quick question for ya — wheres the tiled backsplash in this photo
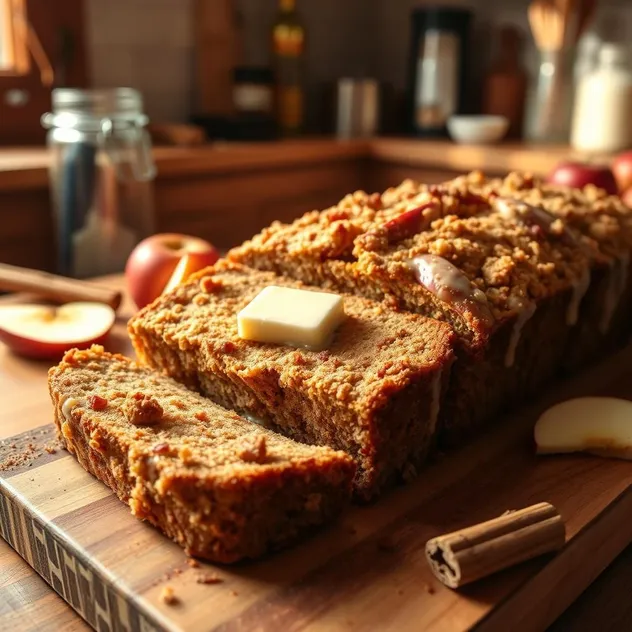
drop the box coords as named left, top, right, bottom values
left=86, top=0, right=632, bottom=125
left=86, top=0, right=194, bottom=122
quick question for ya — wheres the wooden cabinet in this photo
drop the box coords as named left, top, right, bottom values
left=155, top=158, right=366, bottom=249
left=0, top=139, right=574, bottom=272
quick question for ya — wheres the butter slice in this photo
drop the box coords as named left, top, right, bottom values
left=237, top=286, right=346, bottom=350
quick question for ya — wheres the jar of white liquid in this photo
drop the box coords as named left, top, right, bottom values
left=571, top=44, right=632, bottom=153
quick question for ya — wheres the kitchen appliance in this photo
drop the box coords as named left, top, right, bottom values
left=42, top=88, right=156, bottom=278
left=334, top=78, right=380, bottom=138
left=406, top=7, right=472, bottom=136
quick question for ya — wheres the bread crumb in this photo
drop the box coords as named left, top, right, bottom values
left=422, top=582, right=436, bottom=595
left=160, top=585, right=178, bottom=605
left=230, top=590, right=239, bottom=597
left=237, top=435, right=267, bottom=463
left=196, top=573, right=223, bottom=585
left=186, top=558, right=200, bottom=568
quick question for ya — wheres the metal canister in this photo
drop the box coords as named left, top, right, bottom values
left=334, top=78, right=380, bottom=139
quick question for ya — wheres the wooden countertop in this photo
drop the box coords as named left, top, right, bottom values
left=2, top=278, right=632, bottom=632
left=0, top=139, right=368, bottom=191
left=0, top=137, right=585, bottom=193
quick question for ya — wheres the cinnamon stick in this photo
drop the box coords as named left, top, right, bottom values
left=425, top=502, right=565, bottom=589
left=0, top=263, right=122, bottom=311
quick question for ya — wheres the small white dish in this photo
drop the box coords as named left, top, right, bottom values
left=446, top=115, right=509, bottom=145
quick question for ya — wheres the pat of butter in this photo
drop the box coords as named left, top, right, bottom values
left=237, top=286, right=346, bottom=350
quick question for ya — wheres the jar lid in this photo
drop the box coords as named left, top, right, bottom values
left=42, top=88, right=148, bottom=132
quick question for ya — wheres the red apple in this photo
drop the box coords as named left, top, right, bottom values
left=125, top=233, right=220, bottom=309
left=547, top=161, right=618, bottom=195
left=613, top=151, right=632, bottom=193
left=0, top=302, right=115, bottom=359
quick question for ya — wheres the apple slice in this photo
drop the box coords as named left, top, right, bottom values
left=163, top=252, right=209, bottom=295
left=380, top=204, right=433, bottom=243
left=0, top=302, right=115, bottom=359
left=535, top=397, right=632, bottom=460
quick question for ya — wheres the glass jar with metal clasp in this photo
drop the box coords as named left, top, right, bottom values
left=42, top=88, right=156, bottom=278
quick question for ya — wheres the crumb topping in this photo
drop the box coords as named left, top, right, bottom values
left=229, top=171, right=631, bottom=340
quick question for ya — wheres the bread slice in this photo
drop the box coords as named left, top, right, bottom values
left=128, top=261, right=455, bottom=500
left=48, top=346, right=355, bottom=563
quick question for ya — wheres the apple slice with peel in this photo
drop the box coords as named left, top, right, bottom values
left=163, top=253, right=206, bottom=295
left=535, top=397, right=632, bottom=460
left=0, top=302, right=115, bottom=359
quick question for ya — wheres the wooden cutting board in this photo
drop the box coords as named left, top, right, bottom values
left=2, top=340, right=632, bottom=632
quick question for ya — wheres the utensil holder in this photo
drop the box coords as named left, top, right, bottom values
left=525, top=49, right=575, bottom=143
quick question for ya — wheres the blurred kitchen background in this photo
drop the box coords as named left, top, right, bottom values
left=0, top=0, right=631, bottom=277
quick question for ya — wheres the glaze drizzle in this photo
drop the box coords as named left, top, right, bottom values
left=409, top=254, right=495, bottom=331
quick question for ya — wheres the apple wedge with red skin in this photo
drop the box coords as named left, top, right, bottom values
left=380, top=204, right=432, bottom=243
left=0, top=302, right=115, bottom=359
left=125, top=233, right=220, bottom=309
left=547, top=161, right=619, bottom=195
left=409, top=254, right=495, bottom=332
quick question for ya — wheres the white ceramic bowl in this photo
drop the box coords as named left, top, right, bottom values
left=446, top=115, right=509, bottom=145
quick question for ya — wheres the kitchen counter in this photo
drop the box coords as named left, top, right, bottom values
left=0, top=137, right=581, bottom=192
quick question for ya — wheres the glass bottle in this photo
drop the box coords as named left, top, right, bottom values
left=41, top=88, right=156, bottom=278
left=271, top=0, right=306, bottom=136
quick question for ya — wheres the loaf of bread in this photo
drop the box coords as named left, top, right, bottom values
left=48, top=346, right=355, bottom=563
left=228, top=172, right=631, bottom=443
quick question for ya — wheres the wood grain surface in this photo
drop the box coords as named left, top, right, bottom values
left=2, top=280, right=632, bottom=631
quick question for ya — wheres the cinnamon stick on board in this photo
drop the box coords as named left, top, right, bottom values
left=426, top=502, right=565, bottom=588
left=0, top=263, right=122, bottom=311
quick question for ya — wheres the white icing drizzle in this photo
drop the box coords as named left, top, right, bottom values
left=600, top=251, right=630, bottom=334
left=62, top=397, right=79, bottom=421
left=408, top=254, right=495, bottom=330
left=566, top=267, right=591, bottom=326
left=505, top=302, right=537, bottom=368
left=429, top=370, right=443, bottom=432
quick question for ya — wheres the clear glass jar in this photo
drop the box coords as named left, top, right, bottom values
left=571, top=44, right=632, bottom=153
left=42, top=88, right=156, bottom=278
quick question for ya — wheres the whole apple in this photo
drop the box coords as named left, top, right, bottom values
left=547, top=161, right=619, bottom=195
left=125, top=233, right=220, bottom=309
left=613, top=151, right=632, bottom=193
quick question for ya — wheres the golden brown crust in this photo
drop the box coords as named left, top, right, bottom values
left=48, top=346, right=355, bottom=563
